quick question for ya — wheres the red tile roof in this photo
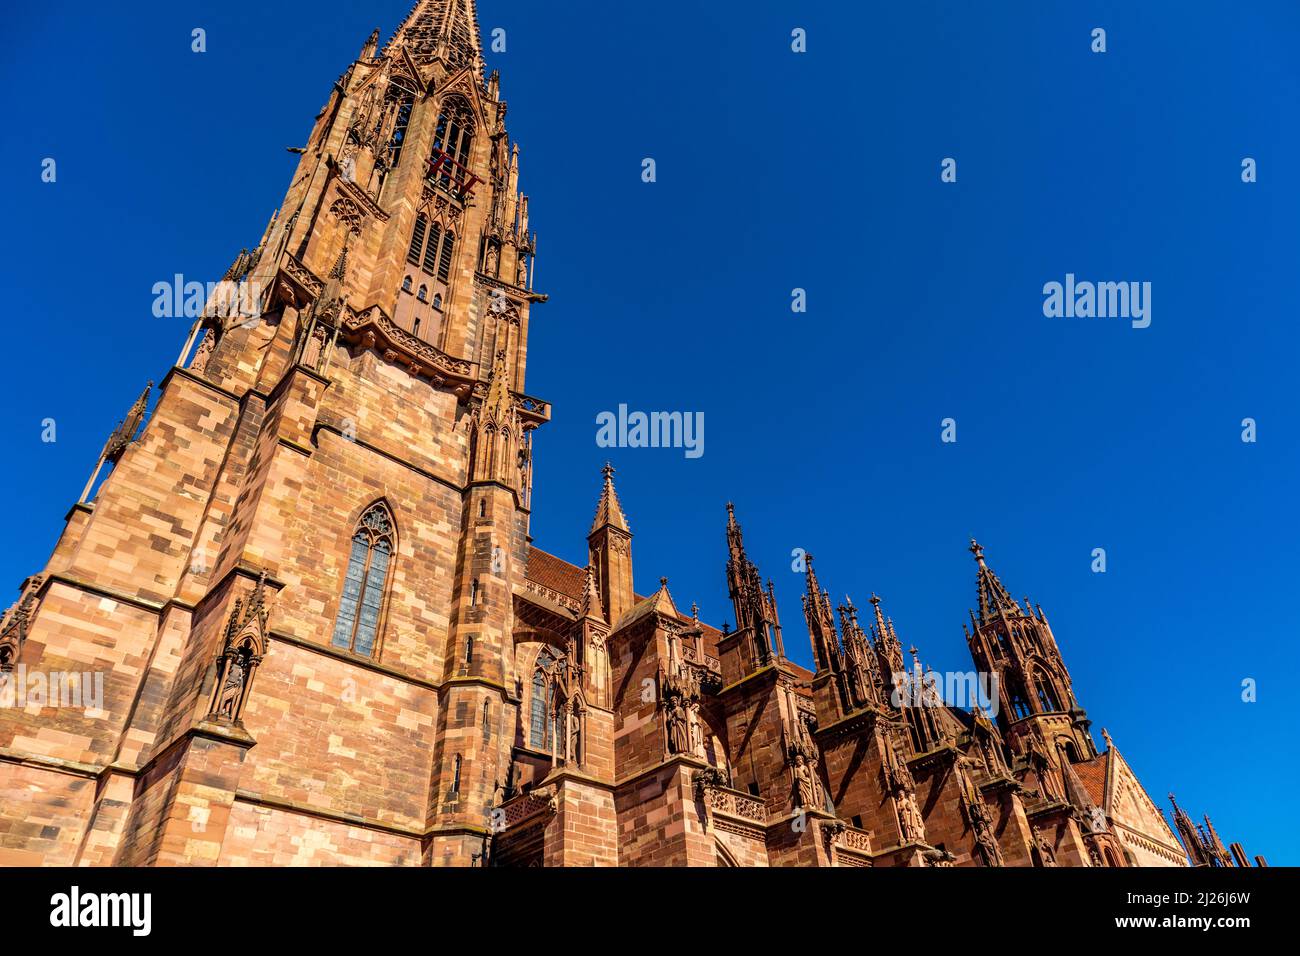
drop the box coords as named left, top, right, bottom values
left=525, top=547, right=588, bottom=601
left=1074, top=753, right=1109, bottom=807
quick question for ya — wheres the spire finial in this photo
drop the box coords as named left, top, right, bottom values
left=589, top=461, right=630, bottom=534
left=969, top=538, right=985, bottom=565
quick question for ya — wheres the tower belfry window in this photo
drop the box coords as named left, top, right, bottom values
left=423, top=223, right=441, bottom=274
left=1035, top=671, right=1062, bottom=713
left=383, top=77, right=417, bottom=169
left=427, top=97, right=478, bottom=199
left=438, top=232, right=455, bottom=281
left=407, top=216, right=427, bottom=264
left=407, top=217, right=457, bottom=282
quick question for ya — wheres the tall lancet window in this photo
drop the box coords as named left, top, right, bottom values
left=383, top=76, right=417, bottom=169
left=331, top=501, right=395, bottom=657
left=530, top=648, right=556, bottom=750
left=429, top=97, right=475, bottom=196
left=1034, top=670, right=1062, bottom=713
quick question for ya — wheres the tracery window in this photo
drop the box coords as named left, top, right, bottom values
left=382, top=76, right=417, bottom=169
left=428, top=97, right=475, bottom=197
left=1009, top=680, right=1032, bottom=720
left=331, top=502, right=395, bottom=657
left=530, top=647, right=556, bottom=750
left=1034, top=670, right=1062, bottom=713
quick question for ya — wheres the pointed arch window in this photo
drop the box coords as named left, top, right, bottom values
left=407, top=217, right=457, bottom=282
left=529, top=647, right=556, bottom=750
left=438, top=232, right=455, bottom=282
left=1034, top=670, right=1062, bottom=713
left=407, top=216, right=427, bottom=265
left=331, top=502, right=395, bottom=657
left=429, top=96, right=475, bottom=197
left=1009, top=680, right=1032, bottom=720
left=382, top=76, right=417, bottom=169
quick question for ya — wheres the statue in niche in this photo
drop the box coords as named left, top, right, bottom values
left=665, top=692, right=690, bottom=754
left=792, top=751, right=823, bottom=811
left=190, top=328, right=215, bottom=373
left=568, top=704, right=582, bottom=765
left=896, top=790, right=925, bottom=843
left=972, top=815, right=1003, bottom=866
left=214, top=647, right=248, bottom=720
left=302, top=323, right=327, bottom=369
left=1036, top=832, right=1059, bottom=867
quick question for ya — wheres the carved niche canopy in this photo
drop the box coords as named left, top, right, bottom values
left=206, top=571, right=274, bottom=727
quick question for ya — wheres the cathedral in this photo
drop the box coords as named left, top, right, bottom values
left=0, top=1, right=1265, bottom=869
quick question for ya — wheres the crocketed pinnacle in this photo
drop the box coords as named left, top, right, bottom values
left=590, top=462, right=630, bottom=534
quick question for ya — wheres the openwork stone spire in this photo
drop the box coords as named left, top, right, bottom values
left=590, top=462, right=630, bottom=534
left=387, top=0, right=483, bottom=70
left=970, top=538, right=1023, bottom=624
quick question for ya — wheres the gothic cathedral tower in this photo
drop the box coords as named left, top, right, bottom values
left=0, top=0, right=549, bottom=866
left=963, top=542, right=1097, bottom=783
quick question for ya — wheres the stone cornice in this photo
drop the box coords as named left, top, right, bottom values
left=477, top=272, right=548, bottom=304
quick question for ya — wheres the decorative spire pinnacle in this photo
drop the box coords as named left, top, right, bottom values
left=580, top=563, right=604, bottom=622
left=328, top=242, right=349, bottom=281
left=801, top=554, right=840, bottom=672
left=103, top=381, right=154, bottom=463
left=360, top=27, right=380, bottom=60
left=969, top=539, right=1023, bottom=625
left=481, top=348, right=513, bottom=420
left=589, top=461, right=630, bottom=534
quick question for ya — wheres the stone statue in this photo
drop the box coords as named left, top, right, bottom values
left=896, top=791, right=925, bottom=843
left=568, top=708, right=581, bottom=765
left=792, top=752, right=823, bottom=811
left=190, top=329, right=215, bottom=373
left=666, top=694, right=690, bottom=754
left=1036, top=833, right=1058, bottom=867
left=215, top=653, right=246, bottom=720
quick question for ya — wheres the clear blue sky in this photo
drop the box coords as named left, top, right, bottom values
left=1, top=1, right=1296, bottom=864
